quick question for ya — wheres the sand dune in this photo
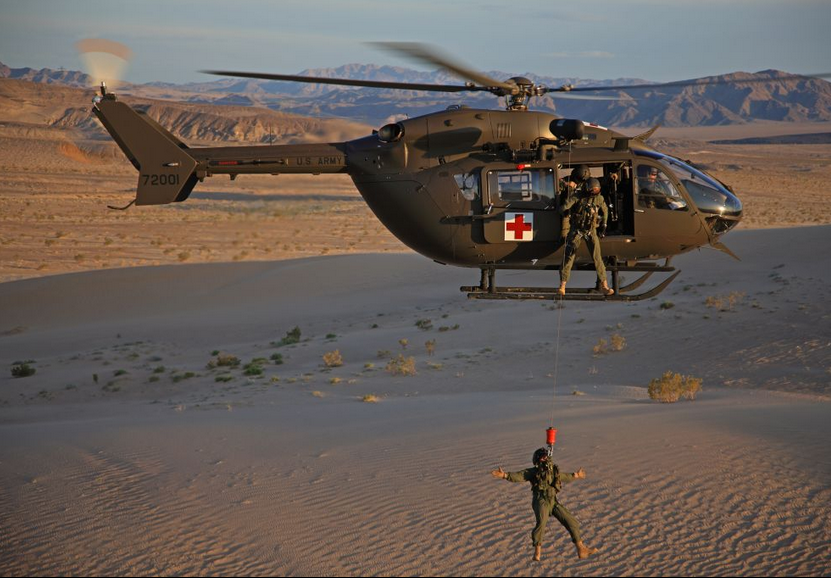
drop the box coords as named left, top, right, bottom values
left=1, top=226, right=830, bottom=576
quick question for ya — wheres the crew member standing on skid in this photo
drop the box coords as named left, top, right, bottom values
left=558, top=177, right=614, bottom=296
left=491, top=448, right=598, bottom=562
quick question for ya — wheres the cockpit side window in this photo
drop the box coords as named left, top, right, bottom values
left=637, top=165, right=687, bottom=211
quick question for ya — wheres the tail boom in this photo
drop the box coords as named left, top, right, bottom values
left=93, top=93, right=347, bottom=206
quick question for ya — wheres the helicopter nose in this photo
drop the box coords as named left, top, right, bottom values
left=708, top=191, right=742, bottom=235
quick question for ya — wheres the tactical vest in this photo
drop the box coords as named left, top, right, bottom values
left=570, top=195, right=601, bottom=232
left=531, top=461, right=562, bottom=497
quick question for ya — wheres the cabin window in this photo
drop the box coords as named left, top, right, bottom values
left=486, top=168, right=555, bottom=205
left=636, top=165, right=687, bottom=211
left=453, top=172, right=480, bottom=201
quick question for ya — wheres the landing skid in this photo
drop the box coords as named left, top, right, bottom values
left=462, top=260, right=679, bottom=302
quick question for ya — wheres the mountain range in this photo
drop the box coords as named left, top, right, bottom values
left=2, top=61, right=831, bottom=129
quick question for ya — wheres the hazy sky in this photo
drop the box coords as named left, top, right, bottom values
left=1, top=0, right=830, bottom=84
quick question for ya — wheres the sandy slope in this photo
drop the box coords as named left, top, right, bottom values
left=0, top=226, right=830, bottom=576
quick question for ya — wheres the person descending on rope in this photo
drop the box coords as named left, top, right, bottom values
left=491, top=448, right=599, bottom=562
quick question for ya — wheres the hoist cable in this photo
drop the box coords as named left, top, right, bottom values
left=549, top=143, right=573, bottom=428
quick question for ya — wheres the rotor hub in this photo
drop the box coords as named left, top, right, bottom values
left=505, top=76, right=538, bottom=111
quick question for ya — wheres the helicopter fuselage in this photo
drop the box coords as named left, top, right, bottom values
left=93, top=95, right=742, bottom=275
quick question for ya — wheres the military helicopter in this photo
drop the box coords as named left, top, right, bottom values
left=91, top=42, right=752, bottom=301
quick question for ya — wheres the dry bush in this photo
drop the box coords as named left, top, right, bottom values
left=425, top=339, right=436, bottom=356
left=705, top=291, right=746, bottom=311
left=648, top=371, right=703, bottom=403
left=386, top=354, right=417, bottom=376
left=209, top=354, right=240, bottom=368
left=398, top=338, right=408, bottom=350
left=323, top=350, right=343, bottom=368
left=361, top=394, right=380, bottom=403
left=593, top=333, right=626, bottom=355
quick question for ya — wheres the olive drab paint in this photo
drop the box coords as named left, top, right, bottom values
left=92, top=70, right=743, bottom=301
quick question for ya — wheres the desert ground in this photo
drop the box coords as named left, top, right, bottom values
left=1, top=108, right=831, bottom=576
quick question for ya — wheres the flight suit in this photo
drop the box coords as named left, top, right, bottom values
left=559, top=191, right=609, bottom=284
left=553, top=179, right=577, bottom=252
left=505, top=464, right=581, bottom=547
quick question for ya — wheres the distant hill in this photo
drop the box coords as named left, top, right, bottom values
left=0, top=62, right=94, bottom=87
left=0, top=77, right=370, bottom=145
left=711, top=132, right=831, bottom=145
left=3, top=60, right=831, bottom=127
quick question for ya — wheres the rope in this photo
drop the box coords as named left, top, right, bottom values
left=549, top=143, right=573, bottom=429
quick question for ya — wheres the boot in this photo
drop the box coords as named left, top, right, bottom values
left=599, top=280, right=614, bottom=296
left=533, top=544, right=542, bottom=562
left=558, top=281, right=567, bottom=296
left=576, top=540, right=598, bottom=559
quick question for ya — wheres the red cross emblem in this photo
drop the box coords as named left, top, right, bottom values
left=505, top=212, right=533, bottom=241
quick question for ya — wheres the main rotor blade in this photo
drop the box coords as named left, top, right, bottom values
left=545, top=71, right=831, bottom=94
left=369, top=42, right=516, bottom=92
left=548, top=93, right=636, bottom=101
left=201, top=70, right=492, bottom=93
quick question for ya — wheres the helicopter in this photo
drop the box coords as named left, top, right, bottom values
left=90, top=42, right=751, bottom=301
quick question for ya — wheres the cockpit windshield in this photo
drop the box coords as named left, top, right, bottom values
left=661, top=156, right=742, bottom=217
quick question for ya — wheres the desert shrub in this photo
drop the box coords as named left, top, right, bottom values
left=660, top=301, right=675, bottom=310
left=648, top=371, right=703, bottom=403
left=361, top=394, right=380, bottom=403
left=11, top=363, right=36, bottom=378
left=214, top=354, right=240, bottom=368
left=215, top=375, right=234, bottom=383
left=329, top=377, right=342, bottom=385
left=277, top=326, right=302, bottom=346
left=592, top=338, right=608, bottom=355
left=386, top=354, right=417, bottom=376
left=705, top=291, right=745, bottom=311
left=609, top=333, right=626, bottom=352
left=323, top=350, right=343, bottom=368
left=425, top=339, right=436, bottom=356
left=243, top=363, right=264, bottom=376
left=415, top=319, right=433, bottom=331
left=398, top=338, right=408, bottom=350
left=270, top=353, right=284, bottom=365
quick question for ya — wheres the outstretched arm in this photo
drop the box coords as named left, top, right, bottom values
left=490, top=466, right=508, bottom=480
left=560, top=467, right=587, bottom=485
left=491, top=467, right=532, bottom=483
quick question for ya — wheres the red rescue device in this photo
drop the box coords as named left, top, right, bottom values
left=546, top=427, right=557, bottom=446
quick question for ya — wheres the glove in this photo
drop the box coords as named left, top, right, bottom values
left=598, top=225, right=606, bottom=238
